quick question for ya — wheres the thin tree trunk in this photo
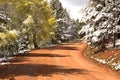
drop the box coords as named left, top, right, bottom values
left=32, top=31, right=38, bottom=48
left=113, top=33, right=116, bottom=47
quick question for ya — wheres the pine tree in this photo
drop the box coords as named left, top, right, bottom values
left=50, top=0, right=78, bottom=43
left=79, top=0, right=120, bottom=51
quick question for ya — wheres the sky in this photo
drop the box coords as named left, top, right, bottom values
left=49, top=0, right=89, bottom=20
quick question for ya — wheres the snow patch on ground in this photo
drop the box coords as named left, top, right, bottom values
left=0, top=57, right=14, bottom=65
left=91, top=56, right=107, bottom=64
left=111, top=63, right=120, bottom=70
left=91, top=56, right=120, bottom=71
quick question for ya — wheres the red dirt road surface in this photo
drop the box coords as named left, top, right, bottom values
left=0, top=41, right=120, bottom=80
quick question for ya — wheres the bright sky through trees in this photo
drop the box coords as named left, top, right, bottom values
left=59, top=0, right=89, bottom=20
left=48, top=0, right=89, bottom=20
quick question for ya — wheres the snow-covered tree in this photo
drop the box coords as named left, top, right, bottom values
left=79, top=0, right=120, bottom=51
left=50, top=0, right=78, bottom=43
left=0, top=14, right=19, bottom=57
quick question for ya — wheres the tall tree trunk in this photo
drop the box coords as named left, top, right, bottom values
left=32, top=31, right=38, bottom=48
left=113, top=33, right=116, bottom=47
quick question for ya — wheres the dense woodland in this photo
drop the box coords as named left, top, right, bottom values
left=0, top=0, right=56, bottom=57
left=0, top=0, right=82, bottom=59
left=79, top=0, right=120, bottom=51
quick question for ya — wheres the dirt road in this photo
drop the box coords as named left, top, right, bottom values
left=0, top=41, right=119, bottom=80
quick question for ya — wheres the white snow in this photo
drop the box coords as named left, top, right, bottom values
left=111, top=63, right=120, bottom=70
left=91, top=57, right=107, bottom=64
left=92, top=36, right=99, bottom=42
left=0, top=62, right=10, bottom=65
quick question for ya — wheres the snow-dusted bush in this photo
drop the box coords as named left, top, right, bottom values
left=0, top=14, right=30, bottom=58
left=0, top=29, right=19, bottom=56
left=17, top=35, right=30, bottom=54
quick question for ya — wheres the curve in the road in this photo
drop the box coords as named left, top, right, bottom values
left=0, top=41, right=119, bottom=80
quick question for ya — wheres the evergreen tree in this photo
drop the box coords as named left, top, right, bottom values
left=79, top=0, right=120, bottom=51
left=50, top=0, right=78, bottom=43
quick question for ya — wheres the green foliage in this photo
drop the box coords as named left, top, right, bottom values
left=0, top=0, right=57, bottom=57
left=0, top=29, right=19, bottom=48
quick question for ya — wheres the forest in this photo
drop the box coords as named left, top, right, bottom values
left=0, top=0, right=81, bottom=58
left=0, top=0, right=120, bottom=80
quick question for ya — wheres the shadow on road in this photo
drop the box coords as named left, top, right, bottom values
left=46, top=46, right=79, bottom=50
left=9, top=57, right=28, bottom=63
left=0, top=64, right=89, bottom=79
left=17, top=53, right=70, bottom=58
